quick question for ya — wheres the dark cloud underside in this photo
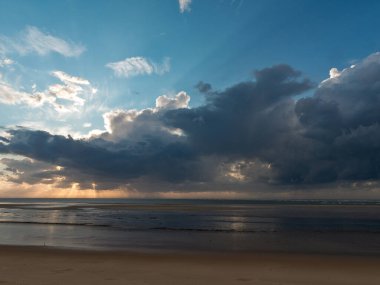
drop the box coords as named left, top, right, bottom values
left=2, top=54, right=380, bottom=192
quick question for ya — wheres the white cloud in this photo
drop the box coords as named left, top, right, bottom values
left=0, top=58, right=14, bottom=67
left=0, top=80, right=40, bottom=106
left=179, top=0, right=192, bottom=13
left=0, top=26, right=85, bottom=57
left=0, top=70, right=95, bottom=114
left=52, top=70, right=90, bottom=85
left=47, top=84, right=86, bottom=106
left=320, top=65, right=357, bottom=85
left=92, top=91, right=190, bottom=143
left=155, top=91, right=190, bottom=110
left=329, top=68, right=341, bottom=79
left=47, top=70, right=96, bottom=108
left=106, top=57, right=170, bottom=78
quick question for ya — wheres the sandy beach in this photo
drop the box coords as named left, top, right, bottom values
left=0, top=246, right=379, bottom=285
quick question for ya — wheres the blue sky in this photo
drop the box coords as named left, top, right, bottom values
left=2, top=1, right=380, bottom=122
left=2, top=0, right=380, bottom=197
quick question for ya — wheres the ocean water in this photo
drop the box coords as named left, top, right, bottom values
left=0, top=199, right=379, bottom=254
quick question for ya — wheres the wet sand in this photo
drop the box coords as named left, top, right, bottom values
left=0, top=245, right=379, bottom=285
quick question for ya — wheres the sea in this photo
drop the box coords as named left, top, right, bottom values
left=0, top=198, right=380, bottom=254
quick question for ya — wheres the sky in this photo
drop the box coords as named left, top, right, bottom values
left=2, top=0, right=380, bottom=198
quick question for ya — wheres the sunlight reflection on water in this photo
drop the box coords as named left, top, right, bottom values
left=0, top=199, right=379, bottom=253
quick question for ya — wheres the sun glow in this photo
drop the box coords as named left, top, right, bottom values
left=0, top=180, right=134, bottom=198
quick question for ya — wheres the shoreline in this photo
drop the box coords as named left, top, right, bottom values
left=1, top=245, right=379, bottom=285
left=1, top=221, right=380, bottom=256
left=2, top=241, right=380, bottom=258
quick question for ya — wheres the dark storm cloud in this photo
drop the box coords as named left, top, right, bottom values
left=3, top=53, right=380, bottom=190
left=283, top=53, right=380, bottom=184
left=195, top=81, right=212, bottom=93
left=0, top=128, right=213, bottom=189
left=165, top=64, right=312, bottom=157
left=0, top=136, right=9, bottom=143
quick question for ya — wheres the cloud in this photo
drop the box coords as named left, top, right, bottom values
left=0, top=70, right=95, bottom=113
left=5, top=53, right=380, bottom=196
left=0, top=26, right=85, bottom=57
left=1, top=157, right=61, bottom=185
left=100, top=91, right=190, bottom=143
left=156, top=92, right=190, bottom=110
left=195, top=81, right=212, bottom=93
left=179, top=0, right=192, bottom=13
left=52, top=71, right=90, bottom=86
left=320, top=65, right=356, bottom=85
left=329, top=68, right=341, bottom=79
left=0, top=91, right=204, bottom=190
left=48, top=70, right=96, bottom=108
left=106, top=57, right=170, bottom=78
left=0, top=58, right=14, bottom=67
left=0, top=65, right=311, bottom=190
left=0, top=80, right=40, bottom=106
